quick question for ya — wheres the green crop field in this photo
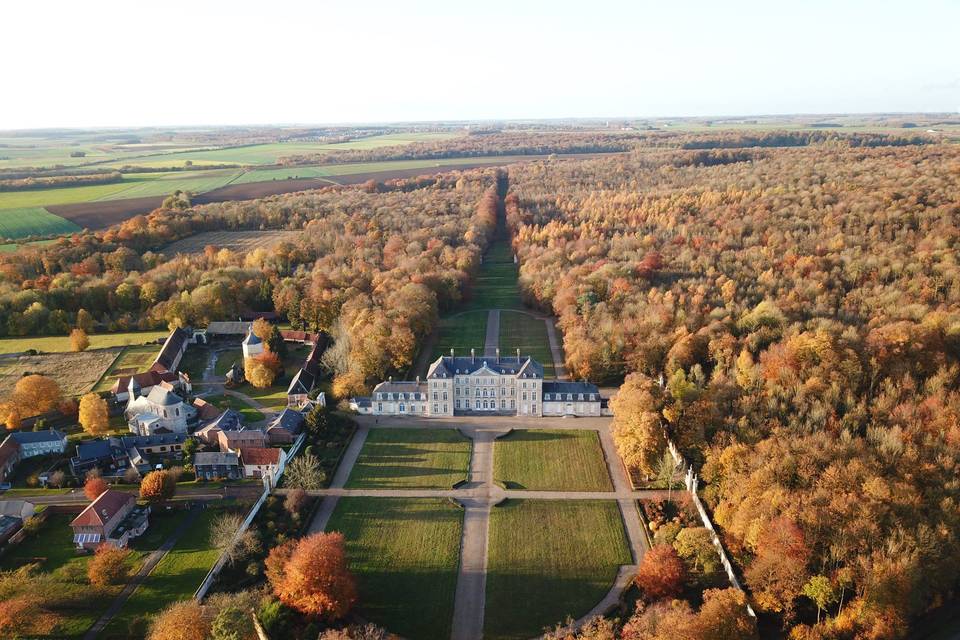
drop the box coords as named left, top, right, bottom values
left=485, top=500, right=631, bottom=640
left=326, top=497, right=464, bottom=640
left=346, top=428, right=472, bottom=489
left=0, top=206, right=81, bottom=240
left=0, top=330, right=168, bottom=355
left=431, top=310, right=488, bottom=361
left=498, top=311, right=555, bottom=377
left=493, top=429, right=613, bottom=491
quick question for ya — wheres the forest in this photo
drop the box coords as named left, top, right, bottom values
left=506, top=140, right=960, bottom=638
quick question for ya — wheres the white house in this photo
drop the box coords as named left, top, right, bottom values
left=241, top=328, right=265, bottom=359
left=126, top=379, right=190, bottom=436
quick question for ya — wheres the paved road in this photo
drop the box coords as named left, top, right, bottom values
left=84, top=507, right=201, bottom=639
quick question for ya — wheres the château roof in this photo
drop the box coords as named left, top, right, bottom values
left=427, top=355, right=543, bottom=379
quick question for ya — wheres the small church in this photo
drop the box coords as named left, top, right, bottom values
left=125, top=378, right=190, bottom=436
left=242, top=328, right=264, bottom=359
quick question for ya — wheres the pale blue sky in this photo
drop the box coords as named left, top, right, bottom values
left=2, top=0, right=957, bottom=128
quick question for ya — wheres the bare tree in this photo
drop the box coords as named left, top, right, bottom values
left=209, top=512, right=260, bottom=566
left=283, top=453, right=325, bottom=490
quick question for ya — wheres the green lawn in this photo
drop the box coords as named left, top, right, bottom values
left=462, top=240, right=524, bottom=311
left=326, top=498, right=464, bottom=640
left=0, top=330, right=169, bottom=355
left=493, top=429, right=613, bottom=492
left=485, top=500, right=631, bottom=640
left=498, top=311, right=555, bottom=377
left=92, top=344, right=160, bottom=392
left=0, top=206, right=81, bottom=240
left=430, top=310, right=488, bottom=361
left=103, top=508, right=223, bottom=638
left=346, top=428, right=472, bottom=489
left=0, top=513, right=85, bottom=574
left=204, top=393, right=265, bottom=423
left=176, top=346, right=209, bottom=381
left=214, top=348, right=242, bottom=376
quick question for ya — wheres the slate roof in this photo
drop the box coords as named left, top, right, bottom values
left=9, top=429, right=66, bottom=445
left=427, top=355, right=544, bottom=379
left=206, top=321, right=253, bottom=335
left=287, top=368, right=315, bottom=395
left=208, top=409, right=243, bottom=431
left=71, top=490, right=133, bottom=527
left=120, top=433, right=187, bottom=449
left=146, top=386, right=182, bottom=407
left=542, top=381, right=601, bottom=396
left=0, top=438, right=21, bottom=467
left=75, top=438, right=121, bottom=462
left=371, top=380, right=428, bottom=396
left=242, top=330, right=262, bottom=346
left=194, top=451, right=240, bottom=467
left=267, top=408, right=304, bottom=434
left=153, top=327, right=189, bottom=371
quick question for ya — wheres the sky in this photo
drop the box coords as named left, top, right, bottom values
left=2, top=0, right=958, bottom=129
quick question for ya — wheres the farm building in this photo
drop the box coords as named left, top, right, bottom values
left=218, top=429, right=266, bottom=452
left=265, top=408, right=304, bottom=445
left=70, top=489, right=149, bottom=551
left=152, top=327, right=190, bottom=373
left=239, top=447, right=285, bottom=479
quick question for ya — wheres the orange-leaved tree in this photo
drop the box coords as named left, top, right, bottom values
left=87, top=544, right=132, bottom=587
left=78, top=393, right=109, bottom=436
left=140, top=470, right=177, bottom=502
left=11, top=375, right=62, bottom=417
left=265, top=531, right=356, bottom=619
left=147, top=600, right=210, bottom=640
left=634, top=544, right=687, bottom=602
left=84, top=476, right=109, bottom=501
left=245, top=352, right=281, bottom=389
left=70, top=328, right=90, bottom=352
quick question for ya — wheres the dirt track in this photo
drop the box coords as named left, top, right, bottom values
left=45, top=154, right=618, bottom=231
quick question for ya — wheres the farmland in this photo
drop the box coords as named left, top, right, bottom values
left=346, top=428, right=472, bottom=490
left=161, top=230, right=300, bottom=256
left=484, top=500, right=631, bottom=640
left=325, top=497, right=464, bottom=640
left=0, top=348, right=122, bottom=397
left=91, top=345, right=160, bottom=392
left=493, top=429, right=613, bottom=492
left=0, top=206, right=80, bottom=239
left=0, top=330, right=168, bottom=355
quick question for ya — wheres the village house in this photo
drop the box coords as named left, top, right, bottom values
left=70, top=489, right=149, bottom=551
left=362, top=350, right=602, bottom=418
left=0, top=500, right=35, bottom=545
left=218, top=429, right=267, bottom=452
left=70, top=438, right=128, bottom=476
left=265, top=408, right=304, bottom=445
left=0, top=438, right=21, bottom=483
left=194, top=409, right=244, bottom=446
left=194, top=451, right=241, bottom=480
left=6, top=429, right=67, bottom=459
left=239, top=447, right=285, bottom=479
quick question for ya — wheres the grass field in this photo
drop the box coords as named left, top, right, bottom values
left=204, top=393, right=265, bottom=423
left=0, top=348, right=122, bottom=397
left=499, top=311, right=555, bottom=377
left=0, top=206, right=81, bottom=240
left=91, top=344, right=159, bottom=392
left=430, top=310, right=488, bottom=361
left=161, top=230, right=300, bottom=256
left=326, top=497, right=464, bottom=639
left=346, top=428, right=472, bottom=489
left=462, top=241, right=524, bottom=311
left=493, top=429, right=613, bottom=492
left=103, top=508, right=223, bottom=638
left=485, top=500, right=631, bottom=640
left=0, top=330, right=168, bottom=355
left=213, top=348, right=242, bottom=377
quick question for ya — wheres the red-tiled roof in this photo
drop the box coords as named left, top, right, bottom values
left=239, top=447, right=281, bottom=466
left=110, top=369, right=178, bottom=393
left=70, top=489, right=133, bottom=528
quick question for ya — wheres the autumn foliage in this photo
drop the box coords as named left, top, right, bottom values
left=634, top=544, right=686, bottom=602
left=70, top=328, right=89, bottom=352
left=84, top=476, right=108, bottom=501
left=245, top=351, right=281, bottom=389
left=87, top=544, right=132, bottom=587
left=147, top=599, right=210, bottom=640
left=140, top=469, right=177, bottom=502
left=265, top=531, right=357, bottom=619
left=78, top=392, right=109, bottom=436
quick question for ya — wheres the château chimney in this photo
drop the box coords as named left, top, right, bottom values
left=471, top=348, right=475, bottom=363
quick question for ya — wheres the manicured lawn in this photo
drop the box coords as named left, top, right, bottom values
left=346, top=428, right=472, bottom=489
left=214, top=348, right=242, bottom=376
left=235, top=383, right=289, bottom=411
left=430, top=310, right=488, bottom=361
left=0, top=330, right=169, bottom=355
left=498, top=311, right=555, bottom=377
left=484, top=500, right=631, bottom=640
left=493, top=429, right=613, bottom=492
left=462, top=240, right=524, bottom=311
left=176, top=347, right=210, bottom=381
left=326, top=498, right=464, bottom=640
left=204, top=393, right=265, bottom=423
left=0, top=513, right=85, bottom=574
left=103, top=508, right=224, bottom=638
